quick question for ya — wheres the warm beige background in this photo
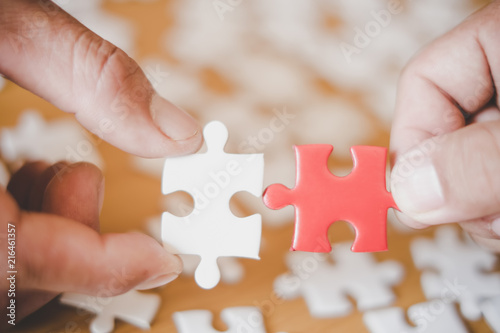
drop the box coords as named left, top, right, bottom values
left=1, top=0, right=497, bottom=332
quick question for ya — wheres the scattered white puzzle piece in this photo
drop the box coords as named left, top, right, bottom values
left=161, top=121, right=263, bottom=289
left=411, top=226, right=500, bottom=320
left=480, top=295, right=500, bottom=332
left=274, top=242, right=404, bottom=318
left=0, top=110, right=103, bottom=168
left=363, top=301, right=468, bottom=333
left=173, top=306, right=286, bottom=333
left=60, top=290, right=160, bottom=333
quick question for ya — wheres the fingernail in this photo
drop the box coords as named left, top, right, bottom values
left=150, top=94, right=200, bottom=141
left=392, top=156, right=445, bottom=215
left=393, top=210, right=429, bottom=229
left=492, top=218, right=500, bottom=237
left=135, top=272, right=179, bottom=290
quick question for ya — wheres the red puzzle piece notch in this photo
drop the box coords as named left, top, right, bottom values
left=263, top=145, right=397, bottom=253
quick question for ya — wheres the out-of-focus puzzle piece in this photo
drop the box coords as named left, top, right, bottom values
left=363, top=301, right=468, bottom=333
left=273, top=242, right=404, bottom=318
left=161, top=121, right=263, bottom=289
left=480, top=295, right=500, bottom=332
left=60, top=290, right=160, bottom=333
left=0, top=110, right=103, bottom=168
left=411, top=226, right=500, bottom=321
left=145, top=215, right=245, bottom=285
left=0, top=76, right=5, bottom=91
left=173, top=306, right=286, bottom=333
left=263, top=145, right=397, bottom=252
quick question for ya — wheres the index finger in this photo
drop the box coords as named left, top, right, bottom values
left=0, top=0, right=202, bottom=158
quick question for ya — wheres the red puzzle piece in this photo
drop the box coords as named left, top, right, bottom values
left=263, top=145, right=397, bottom=253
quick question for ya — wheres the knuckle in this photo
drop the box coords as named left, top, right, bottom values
left=71, top=30, right=151, bottom=116
left=72, top=30, right=135, bottom=90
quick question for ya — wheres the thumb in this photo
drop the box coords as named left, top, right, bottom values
left=0, top=0, right=202, bottom=158
left=391, top=120, right=500, bottom=227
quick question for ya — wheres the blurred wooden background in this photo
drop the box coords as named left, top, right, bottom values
left=0, top=0, right=496, bottom=332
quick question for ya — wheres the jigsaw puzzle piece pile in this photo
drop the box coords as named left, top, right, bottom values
left=361, top=226, right=500, bottom=332
left=411, top=226, right=500, bottom=322
left=363, top=302, right=468, bottom=333
left=274, top=243, right=404, bottom=318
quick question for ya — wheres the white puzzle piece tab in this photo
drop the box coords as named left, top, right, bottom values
left=60, top=290, right=160, bottom=333
left=145, top=215, right=246, bottom=285
left=363, top=301, right=468, bottom=333
left=161, top=121, right=263, bottom=289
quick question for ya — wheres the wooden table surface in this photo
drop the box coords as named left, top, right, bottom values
left=1, top=0, right=496, bottom=332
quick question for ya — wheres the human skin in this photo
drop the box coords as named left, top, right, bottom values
left=0, top=0, right=203, bottom=326
left=391, top=0, right=500, bottom=252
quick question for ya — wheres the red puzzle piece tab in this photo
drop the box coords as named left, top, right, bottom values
left=263, top=145, right=397, bottom=253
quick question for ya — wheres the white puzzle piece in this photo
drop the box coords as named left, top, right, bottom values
left=411, top=226, right=500, bottom=320
left=60, top=290, right=160, bottom=333
left=173, top=306, right=286, bottom=333
left=161, top=121, right=263, bottom=289
left=0, top=110, right=103, bottom=168
left=480, top=295, right=500, bottom=332
left=0, top=76, right=5, bottom=91
left=146, top=215, right=245, bottom=285
left=363, top=301, right=468, bottom=333
left=273, top=242, right=404, bottom=318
